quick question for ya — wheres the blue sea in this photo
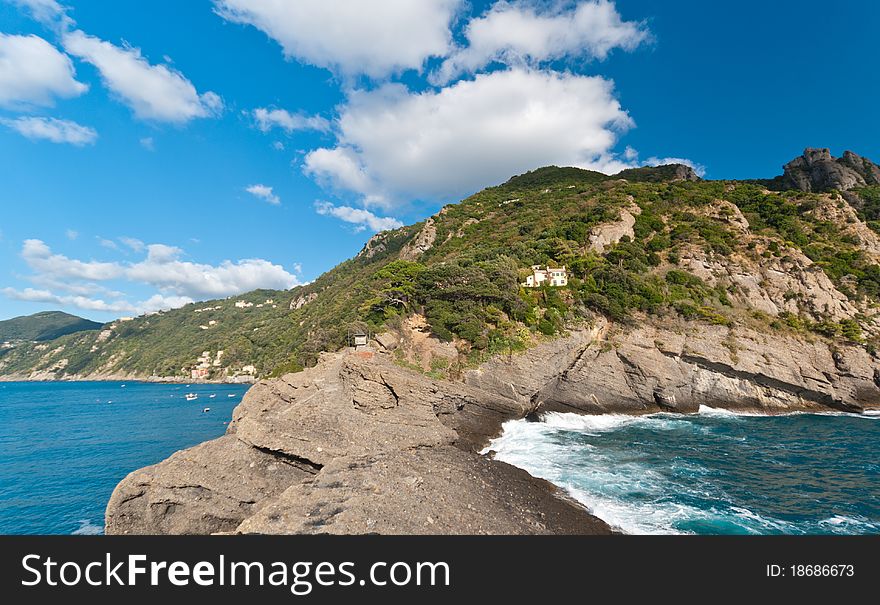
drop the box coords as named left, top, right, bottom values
left=488, top=407, right=880, bottom=534
left=0, top=381, right=250, bottom=535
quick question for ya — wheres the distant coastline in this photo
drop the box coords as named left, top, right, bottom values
left=0, top=374, right=256, bottom=385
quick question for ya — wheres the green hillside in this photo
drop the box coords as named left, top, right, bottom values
left=0, top=311, right=103, bottom=343
left=2, top=163, right=879, bottom=381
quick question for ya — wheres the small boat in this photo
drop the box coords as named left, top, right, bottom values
left=209, top=394, right=217, bottom=399
left=228, top=394, right=237, bottom=398
left=185, top=393, right=198, bottom=401
left=203, top=407, right=211, bottom=413
left=121, top=384, right=126, bottom=388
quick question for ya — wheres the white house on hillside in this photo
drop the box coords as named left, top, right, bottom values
left=522, top=265, right=568, bottom=288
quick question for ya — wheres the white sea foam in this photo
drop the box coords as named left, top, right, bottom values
left=72, top=519, right=103, bottom=535
left=540, top=412, right=639, bottom=432
left=818, top=515, right=879, bottom=531
left=698, top=405, right=763, bottom=417
left=485, top=411, right=849, bottom=535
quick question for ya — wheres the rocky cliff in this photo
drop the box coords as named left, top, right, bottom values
left=779, top=148, right=880, bottom=192
left=106, top=351, right=611, bottom=535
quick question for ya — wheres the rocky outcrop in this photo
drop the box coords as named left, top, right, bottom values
left=680, top=246, right=860, bottom=323
left=399, top=218, right=437, bottom=260
left=781, top=148, right=880, bottom=192
left=588, top=203, right=641, bottom=253
left=236, top=445, right=607, bottom=535
left=106, top=351, right=610, bottom=535
left=105, top=436, right=312, bottom=535
left=290, top=292, right=318, bottom=311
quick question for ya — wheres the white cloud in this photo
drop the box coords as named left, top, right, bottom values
left=15, top=239, right=301, bottom=309
left=304, top=68, right=633, bottom=208
left=433, top=0, right=650, bottom=84
left=61, top=30, right=223, bottom=123
left=139, top=136, right=155, bottom=151
left=252, top=108, right=330, bottom=134
left=0, top=33, right=87, bottom=109
left=245, top=184, right=281, bottom=205
left=1, top=287, right=192, bottom=315
left=1, top=116, right=97, bottom=146
left=126, top=245, right=300, bottom=298
left=119, top=237, right=145, bottom=252
left=22, top=239, right=122, bottom=280
left=65, top=229, right=78, bottom=240
left=6, top=0, right=71, bottom=28
left=2, top=287, right=134, bottom=313
left=213, top=0, right=462, bottom=79
left=644, top=156, right=706, bottom=177
left=97, top=237, right=119, bottom=250
left=315, top=201, right=403, bottom=233
left=601, top=146, right=706, bottom=177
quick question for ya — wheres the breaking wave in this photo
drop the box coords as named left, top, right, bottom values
left=486, top=409, right=880, bottom=535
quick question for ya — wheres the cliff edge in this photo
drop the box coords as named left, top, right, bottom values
left=106, top=350, right=611, bottom=535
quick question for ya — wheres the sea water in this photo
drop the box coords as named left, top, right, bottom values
left=487, top=407, right=880, bottom=535
left=0, top=381, right=250, bottom=535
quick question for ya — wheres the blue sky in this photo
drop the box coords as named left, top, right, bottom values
left=0, top=0, right=877, bottom=322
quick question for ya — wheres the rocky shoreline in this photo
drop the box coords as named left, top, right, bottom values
left=104, top=318, right=880, bottom=535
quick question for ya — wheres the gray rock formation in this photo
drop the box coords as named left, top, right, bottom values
left=781, top=148, right=880, bottom=192
left=468, top=320, right=880, bottom=416
left=106, top=351, right=609, bottom=535
left=290, top=292, right=318, bottom=311
left=399, top=217, right=437, bottom=260
left=588, top=203, right=641, bottom=253
left=668, top=164, right=702, bottom=182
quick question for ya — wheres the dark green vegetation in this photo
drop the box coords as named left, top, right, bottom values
left=0, top=311, right=102, bottom=342
left=2, top=164, right=879, bottom=381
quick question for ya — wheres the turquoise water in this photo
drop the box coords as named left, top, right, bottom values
left=488, top=408, right=880, bottom=535
left=0, top=381, right=250, bottom=535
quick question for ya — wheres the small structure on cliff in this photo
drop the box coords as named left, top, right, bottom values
left=522, top=265, right=568, bottom=288
left=348, top=329, right=371, bottom=351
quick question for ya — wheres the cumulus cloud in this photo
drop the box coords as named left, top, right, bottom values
left=6, top=0, right=72, bottom=28
left=245, top=184, right=281, bottom=205
left=126, top=244, right=300, bottom=298
left=252, top=108, right=330, bottom=134
left=213, top=0, right=462, bottom=79
left=22, top=239, right=122, bottom=280
left=61, top=29, right=223, bottom=123
left=433, top=0, right=650, bottom=84
left=315, top=201, right=403, bottom=233
left=8, top=239, right=301, bottom=315
left=1, top=287, right=191, bottom=315
left=1, top=116, right=97, bottom=145
left=304, top=68, right=633, bottom=208
left=0, top=33, right=87, bottom=109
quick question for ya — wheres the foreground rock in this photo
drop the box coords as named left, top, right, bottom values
left=106, top=351, right=611, bottom=535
